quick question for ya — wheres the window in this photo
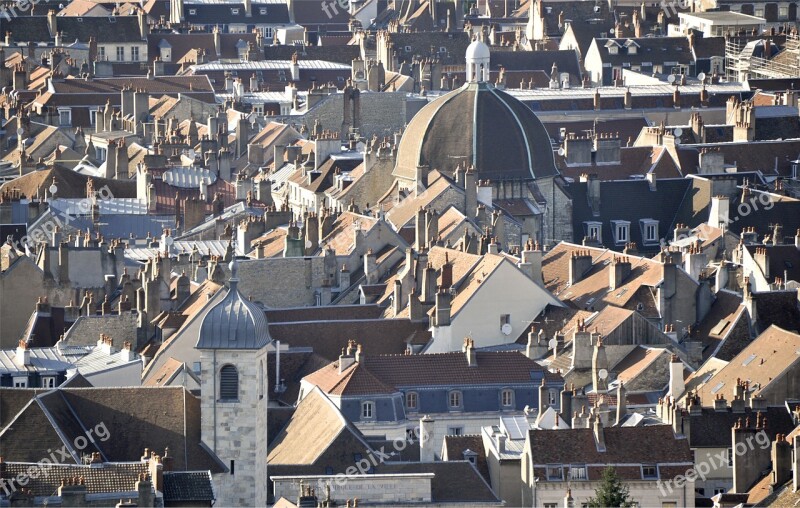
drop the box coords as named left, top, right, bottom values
left=569, top=465, right=587, bottom=480
left=58, top=109, right=71, bottom=127
left=260, top=7, right=267, bottom=14
left=546, top=464, right=563, bottom=481
left=188, top=8, right=196, bottom=14
left=608, top=45, right=618, bottom=55
left=548, top=389, right=558, bottom=406
left=219, top=365, right=238, bottom=401
left=641, top=219, right=659, bottom=244
left=714, top=488, right=726, bottom=495
left=779, top=5, right=789, bottom=17
left=361, top=401, right=374, bottom=420
left=754, top=8, right=764, bottom=16
left=727, top=448, right=733, bottom=467
left=192, top=361, right=201, bottom=374
left=14, top=378, right=27, bottom=388
left=406, top=391, right=418, bottom=410
left=642, top=464, right=658, bottom=479
left=263, top=26, right=273, bottom=38
left=116, top=46, right=125, bottom=61
left=544, top=504, right=558, bottom=508
left=89, top=108, right=100, bottom=126
left=585, top=221, right=602, bottom=242
left=131, top=46, right=139, bottom=62
left=98, top=46, right=106, bottom=60
left=42, top=377, right=56, bottom=389
left=448, top=390, right=462, bottom=409
left=501, top=389, right=514, bottom=407
left=447, top=426, right=463, bottom=436
left=612, top=221, right=630, bottom=244
left=231, top=8, right=239, bottom=14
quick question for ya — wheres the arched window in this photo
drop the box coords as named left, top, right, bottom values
left=220, top=365, right=239, bottom=401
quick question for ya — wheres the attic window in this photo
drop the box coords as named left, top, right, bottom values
left=611, top=220, right=630, bottom=245
left=260, top=7, right=267, bottom=14
left=546, top=464, right=564, bottom=481
left=710, top=381, right=725, bottom=394
left=742, top=353, right=757, bottom=367
left=231, top=8, right=240, bottom=14
left=188, top=8, right=196, bottom=14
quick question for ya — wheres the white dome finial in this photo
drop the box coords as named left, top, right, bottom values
left=466, top=37, right=490, bottom=83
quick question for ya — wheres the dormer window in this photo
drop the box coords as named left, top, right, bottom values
left=546, top=464, right=564, bottom=481
left=640, top=219, right=659, bottom=244
left=231, top=8, right=240, bottom=14
left=627, top=45, right=637, bottom=55
left=188, top=8, right=196, bottom=15
left=608, top=45, right=618, bottom=55
left=260, top=7, right=267, bottom=14
left=406, top=391, right=419, bottom=411
left=361, top=401, right=375, bottom=420
left=612, top=220, right=630, bottom=244
left=642, top=464, right=658, bottom=479
left=448, top=390, right=463, bottom=410
left=501, top=388, right=514, bottom=408
left=584, top=221, right=602, bottom=243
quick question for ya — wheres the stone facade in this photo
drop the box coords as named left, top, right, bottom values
left=303, top=92, right=410, bottom=139
left=200, top=346, right=268, bottom=506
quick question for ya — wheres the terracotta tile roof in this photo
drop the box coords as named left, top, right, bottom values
left=527, top=425, right=693, bottom=471
left=337, top=350, right=562, bottom=388
left=694, top=324, right=800, bottom=405
left=303, top=361, right=399, bottom=396
left=691, top=289, right=746, bottom=361
left=143, top=357, right=186, bottom=387
left=267, top=387, right=373, bottom=465
left=542, top=243, right=664, bottom=311
left=613, top=346, right=668, bottom=385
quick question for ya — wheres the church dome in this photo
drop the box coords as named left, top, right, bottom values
left=197, top=260, right=270, bottom=349
left=393, top=81, right=559, bottom=182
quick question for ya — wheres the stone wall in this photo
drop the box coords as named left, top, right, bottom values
left=303, top=92, right=410, bottom=139
left=236, top=256, right=330, bottom=307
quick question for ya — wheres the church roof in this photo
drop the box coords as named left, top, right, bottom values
left=196, top=260, right=270, bottom=350
left=393, top=81, right=559, bottom=182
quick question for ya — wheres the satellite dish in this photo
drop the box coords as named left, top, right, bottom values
left=557, top=147, right=565, bottom=156
left=697, top=72, right=706, bottom=83
left=548, top=338, right=557, bottom=349
left=501, top=323, right=513, bottom=336
left=48, top=184, right=57, bottom=195
left=165, top=236, right=174, bottom=246
left=599, top=368, right=608, bottom=380
left=594, top=5, right=600, bottom=12
left=305, top=239, right=312, bottom=249
left=667, top=74, right=676, bottom=84
left=674, top=138, right=681, bottom=145
left=16, top=127, right=24, bottom=137
left=673, top=127, right=683, bottom=137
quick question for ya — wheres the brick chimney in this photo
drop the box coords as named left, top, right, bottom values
left=569, top=250, right=593, bottom=285
left=609, top=256, right=631, bottom=290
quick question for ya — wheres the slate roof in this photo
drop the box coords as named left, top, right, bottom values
left=685, top=406, right=794, bottom=448
left=147, top=32, right=259, bottom=63
left=0, top=165, right=137, bottom=200
left=568, top=177, right=694, bottom=250
left=395, top=82, right=558, bottom=182
left=183, top=2, right=290, bottom=24
left=162, top=471, right=215, bottom=503
left=442, top=434, right=491, bottom=482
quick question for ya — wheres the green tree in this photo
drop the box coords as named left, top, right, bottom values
left=586, top=466, right=635, bottom=508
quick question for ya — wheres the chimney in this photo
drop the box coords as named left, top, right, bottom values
left=463, top=337, right=477, bottom=366
left=609, top=256, right=631, bottom=290
left=615, top=382, right=627, bottom=425
left=477, top=179, right=492, bottom=207
left=708, top=195, right=730, bottom=229
left=363, top=249, right=377, bottom=284
left=559, top=385, right=573, bottom=424
left=591, top=338, right=608, bottom=393
left=419, top=415, right=435, bottom=462
left=538, top=378, right=548, bottom=415
left=593, top=413, right=605, bottom=451
left=772, top=435, right=792, bottom=486
left=571, top=319, right=592, bottom=370
left=526, top=327, right=548, bottom=359
left=433, top=286, right=451, bottom=327
left=338, top=341, right=357, bottom=372
left=464, top=166, right=477, bottom=217
left=47, top=9, right=57, bottom=36
left=15, top=340, right=30, bottom=367
left=714, top=394, right=728, bottom=412
left=564, top=134, right=592, bottom=165
left=415, top=207, right=427, bottom=250
left=733, top=416, right=771, bottom=493
left=519, top=242, right=543, bottom=283
left=569, top=250, right=593, bottom=285
left=668, top=354, right=684, bottom=399
left=754, top=247, right=770, bottom=280
left=646, top=172, right=656, bottom=191
left=684, top=244, right=707, bottom=281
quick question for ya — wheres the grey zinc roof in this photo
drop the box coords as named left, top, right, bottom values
left=196, top=262, right=270, bottom=349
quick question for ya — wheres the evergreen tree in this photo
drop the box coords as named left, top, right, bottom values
left=586, top=466, right=635, bottom=508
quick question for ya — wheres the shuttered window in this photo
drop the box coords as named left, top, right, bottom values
left=220, top=365, right=238, bottom=401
